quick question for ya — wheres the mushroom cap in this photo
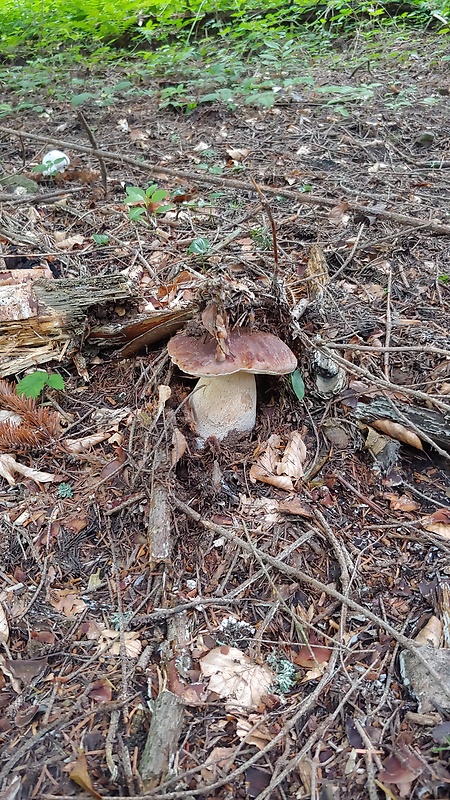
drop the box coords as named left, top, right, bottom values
left=167, top=328, right=297, bottom=377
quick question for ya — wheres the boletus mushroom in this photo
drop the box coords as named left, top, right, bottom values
left=167, top=328, right=297, bottom=443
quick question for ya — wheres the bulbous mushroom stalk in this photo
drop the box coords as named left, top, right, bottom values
left=167, top=328, right=297, bottom=445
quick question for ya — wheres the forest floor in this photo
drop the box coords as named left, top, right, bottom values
left=0, top=27, right=450, bottom=800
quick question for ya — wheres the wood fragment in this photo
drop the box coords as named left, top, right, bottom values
left=139, top=690, right=184, bottom=786
left=354, top=397, right=450, bottom=451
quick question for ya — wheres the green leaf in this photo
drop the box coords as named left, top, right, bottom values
left=188, top=237, right=210, bottom=255
left=155, top=203, right=174, bottom=214
left=70, top=92, right=93, bottom=107
left=92, top=234, right=109, bottom=245
left=128, top=207, right=146, bottom=221
left=145, top=184, right=158, bottom=197
left=17, top=371, right=48, bottom=399
left=290, top=369, right=305, bottom=402
left=150, top=188, right=169, bottom=202
left=46, top=373, right=65, bottom=391
left=125, top=186, right=146, bottom=204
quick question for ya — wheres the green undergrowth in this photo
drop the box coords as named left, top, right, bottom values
left=0, top=1, right=449, bottom=117
left=1, top=0, right=449, bottom=59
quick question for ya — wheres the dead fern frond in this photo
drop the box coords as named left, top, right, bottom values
left=0, top=379, right=61, bottom=452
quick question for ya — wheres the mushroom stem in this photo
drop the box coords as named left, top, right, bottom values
left=189, top=372, right=257, bottom=443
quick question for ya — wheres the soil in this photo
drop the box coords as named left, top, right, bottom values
left=0, top=29, right=450, bottom=800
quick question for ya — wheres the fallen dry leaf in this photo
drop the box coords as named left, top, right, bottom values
left=88, top=677, right=113, bottom=704
left=64, top=431, right=112, bottom=453
left=53, top=232, right=85, bottom=251
left=249, top=464, right=294, bottom=491
left=295, top=644, right=331, bottom=668
left=277, top=430, right=307, bottom=480
left=328, top=201, right=350, bottom=226
left=200, top=646, right=273, bottom=709
left=384, top=493, right=421, bottom=513
left=371, top=419, right=423, bottom=450
left=0, top=602, right=9, bottom=644
left=69, top=751, right=102, bottom=800
left=421, top=508, right=450, bottom=539
left=49, top=589, right=87, bottom=617
left=99, top=629, right=142, bottom=658
left=414, top=615, right=442, bottom=648
left=155, top=384, right=171, bottom=422
left=226, top=147, right=249, bottom=162
left=377, top=746, right=423, bottom=798
left=201, top=746, right=235, bottom=781
left=171, top=427, right=187, bottom=466
left=250, top=432, right=307, bottom=492
left=0, top=454, right=54, bottom=487
left=4, top=656, right=47, bottom=689
left=236, top=715, right=273, bottom=749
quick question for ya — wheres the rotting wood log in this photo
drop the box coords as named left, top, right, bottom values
left=354, top=397, right=450, bottom=451
left=139, top=690, right=184, bottom=786
left=0, top=272, right=194, bottom=377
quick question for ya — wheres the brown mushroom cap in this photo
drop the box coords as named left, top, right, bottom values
left=167, top=328, right=297, bottom=377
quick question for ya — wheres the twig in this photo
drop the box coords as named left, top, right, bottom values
left=251, top=177, right=278, bottom=280
left=324, top=343, right=450, bottom=357
left=313, top=337, right=450, bottom=414
left=77, top=110, right=108, bottom=197
left=0, top=186, right=84, bottom=205
left=331, top=222, right=365, bottom=281
left=335, top=474, right=385, bottom=517
left=3, top=125, right=450, bottom=235
left=384, top=269, right=393, bottom=380
left=353, top=718, right=381, bottom=800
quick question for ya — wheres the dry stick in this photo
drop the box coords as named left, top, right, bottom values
left=3, top=125, right=450, bottom=236
left=251, top=177, right=278, bottom=279
left=76, top=109, right=108, bottom=197
left=313, top=338, right=450, bottom=415
left=0, top=186, right=84, bottom=205
left=353, top=718, right=380, bottom=800
left=172, top=496, right=450, bottom=704
left=325, top=343, right=450, bottom=357
left=384, top=269, right=393, bottom=380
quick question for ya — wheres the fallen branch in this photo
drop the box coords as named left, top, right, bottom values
left=3, top=125, right=450, bottom=236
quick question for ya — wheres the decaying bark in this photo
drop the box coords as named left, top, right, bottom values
left=139, top=690, right=184, bottom=786
left=0, top=272, right=193, bottom=377
left=354, top=397, right=450, bottom=451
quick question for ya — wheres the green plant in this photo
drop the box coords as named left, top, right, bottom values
left=250, top=228, right=272, bottom=250
left=17, top=370, right=65, bottom=399
left=125, top=184, right=174, bottom=221
left=92, top=233, right=110, bottom=245
left=57, top=482, right=74, bottom=499
left=188, top=237, right=210, bottom=255
left=291, top=370, right=305, bottom=402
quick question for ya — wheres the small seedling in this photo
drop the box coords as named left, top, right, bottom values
left=17, top=370, right=65, bottom=400
left=92, top=233, right=109, bottom=245
left=251, top=228, right=272, bottom=250
left=57, top=482, right=73, bottom=499
left=291, top=369, right=305, bottom=401
left=125, top=184, right=174, bottom=221
left=188, top=237, right=210, bottom=255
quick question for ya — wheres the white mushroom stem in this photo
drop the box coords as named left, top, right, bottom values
left=189, top=372, right=257, bottom=443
